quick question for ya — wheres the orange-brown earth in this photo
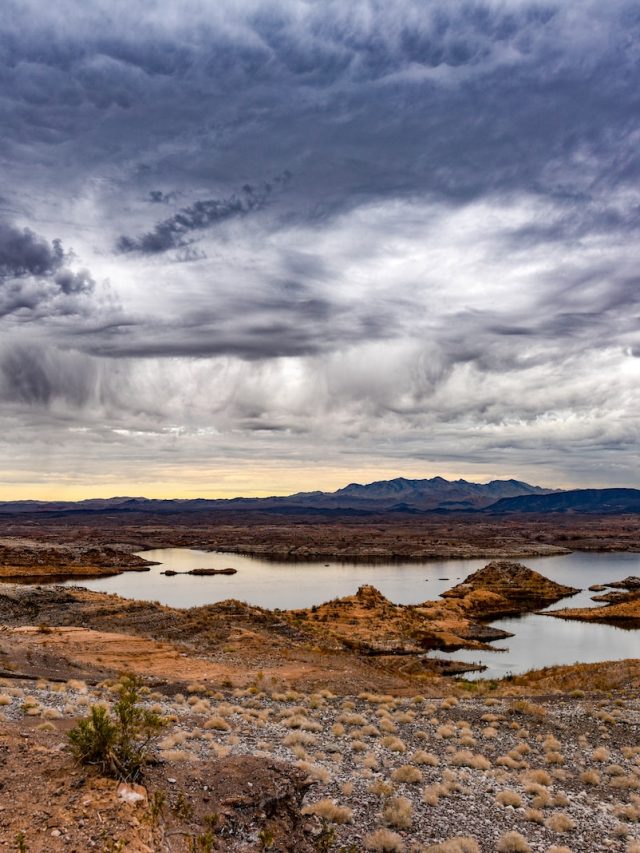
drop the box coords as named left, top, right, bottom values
left=288, top=562, right=578, bottom=661
left=0, top=561, right=579, bottom=692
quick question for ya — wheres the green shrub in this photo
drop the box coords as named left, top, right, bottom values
left=68, top=675, right=165, bottom=780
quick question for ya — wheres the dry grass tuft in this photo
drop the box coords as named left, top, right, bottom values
left=496, top=831, right=531, bottom=852
left=296, top=761, right=331, bottom=784
left=545, top=813, right=576, bottom=833
left=412, top=750, right=439, bottom=766
left=522, top=769, right=552, bottom=786
left=363, top=828, right=406, bottom=852
left=496, top=790, right=523, bottom=808
left=283, top=730, right=316, bottom=747
left=496, top=755, right=522, bottom=770
left=391, top=765, right=423, bottom=784
left=437, top=724, right=456, bottom=739
left=204, top=716, right=230, bottom=731
left=524, top=808, right=544, bottom=823
left=369, top=780, right=394, bottom=798
left=382, top=796, right=412, bottom=829
left=302, top=798, right=352, bottom=823
left=425, top=838, right=480, bottom=853
left=451, top=750, right=490, bottom=770
left=158, top=749, right=195, bottom=762
left=381, top=736, right=406, bottom=753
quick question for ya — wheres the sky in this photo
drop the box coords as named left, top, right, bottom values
left=0, top=0, right=639, bottom=499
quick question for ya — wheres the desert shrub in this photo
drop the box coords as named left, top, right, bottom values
left=68, top=674, right=165, bottom=781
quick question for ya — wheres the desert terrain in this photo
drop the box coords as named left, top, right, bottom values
left=0, top=513, right=639, bottom=851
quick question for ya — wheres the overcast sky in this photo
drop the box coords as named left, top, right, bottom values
left=1, top=0, right=639, bottom=498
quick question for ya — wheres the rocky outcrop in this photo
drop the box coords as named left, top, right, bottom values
left=0, top=537, right=154, bottom=579
left=551, top=575, right=640, bottom=627
left=603, top=575, right=640, bottom=589
left=288, top=574, right=530, bottom=659
left=441, top=560, right=579, bottom=616
left=145, top=755, right=316, bottom=852
left=161, top=567, right=237, bottom=576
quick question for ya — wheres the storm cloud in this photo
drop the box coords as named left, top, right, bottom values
left=0, top=219, right=96, bottom=319
left=0, top=0, right=639, bottom=495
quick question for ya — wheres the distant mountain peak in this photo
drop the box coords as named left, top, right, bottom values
left=0, top=475, right=566, bottom=516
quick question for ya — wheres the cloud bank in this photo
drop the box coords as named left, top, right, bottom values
left=0, top=0, right=638, bottom=495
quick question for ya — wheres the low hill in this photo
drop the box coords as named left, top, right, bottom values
left=485, top=488, right=640, bottom=514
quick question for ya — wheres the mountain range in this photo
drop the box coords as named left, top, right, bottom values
left=1, top=476, right=638, bottom=515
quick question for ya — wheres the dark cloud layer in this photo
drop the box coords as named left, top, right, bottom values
left=0, top=0, right=638, bottom=490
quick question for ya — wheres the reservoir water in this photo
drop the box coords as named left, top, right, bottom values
left=57, top=548, right=640, bottom=679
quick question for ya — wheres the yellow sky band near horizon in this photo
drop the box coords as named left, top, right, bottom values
left=0, top=462, right=581, bottom=502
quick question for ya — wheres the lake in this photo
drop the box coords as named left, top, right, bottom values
left=58, top=548, right=640, bottom=678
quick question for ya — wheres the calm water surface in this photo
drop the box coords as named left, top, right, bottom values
left=58, top=548, right=640, bottom=678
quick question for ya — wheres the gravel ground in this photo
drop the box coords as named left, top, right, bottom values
left=1, top=677, right=639, bottom=852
